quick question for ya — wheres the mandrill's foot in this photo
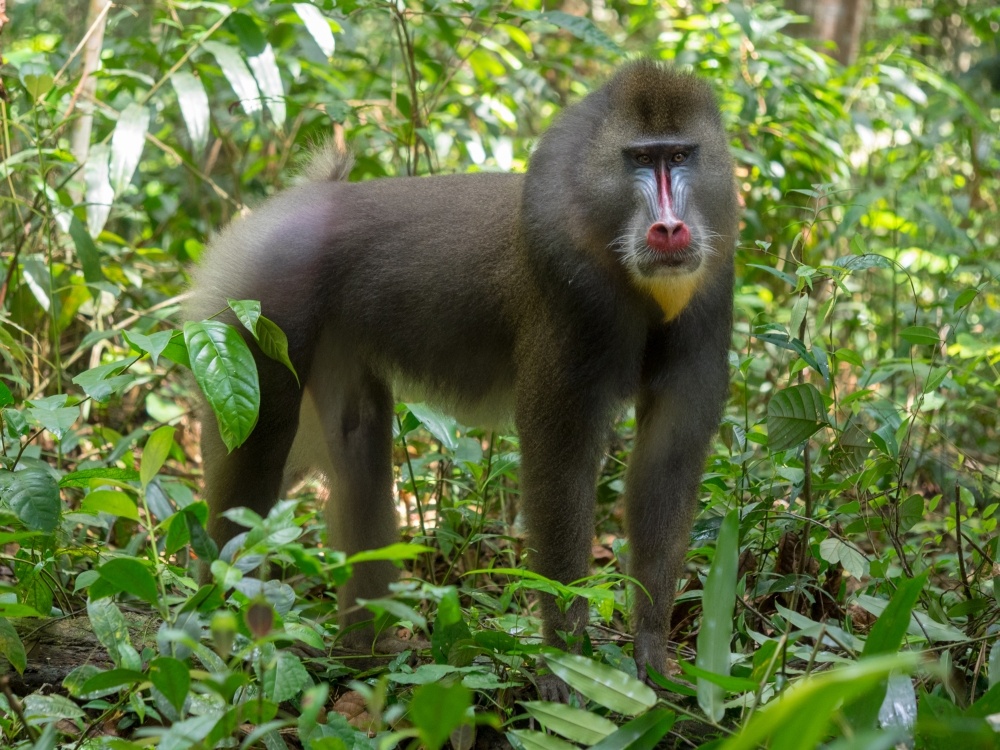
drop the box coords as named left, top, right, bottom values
left=536, top=672, right=572, bottom=703
left=633, top=630, right=670, bottom=685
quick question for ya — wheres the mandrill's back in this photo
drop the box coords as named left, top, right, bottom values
left=185, top=168, right=528, bottom=415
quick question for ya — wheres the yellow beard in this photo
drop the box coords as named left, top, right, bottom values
left=639, top=269, right=705, bottom=322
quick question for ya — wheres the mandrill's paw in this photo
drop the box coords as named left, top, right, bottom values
left=536, top=672, right=572, bottom=703
left=633, top=630, right=670, bottom=685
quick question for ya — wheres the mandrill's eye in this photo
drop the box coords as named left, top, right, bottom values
left=671, top=152, right=688, bottom=165
left=635, top=153, right=653, bottom=166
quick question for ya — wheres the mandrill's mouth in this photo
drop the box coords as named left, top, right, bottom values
left=639, top=243, right=702, bottom=274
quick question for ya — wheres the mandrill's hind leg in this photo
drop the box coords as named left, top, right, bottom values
left=301, top=338, right=400, bottom=650
left=202, top=356, right=303, bottom=553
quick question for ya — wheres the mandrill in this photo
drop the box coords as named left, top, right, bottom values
left=186, top=59, right=738, bottom=692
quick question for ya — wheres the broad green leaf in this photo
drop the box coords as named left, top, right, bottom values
left=0, top=617, right=27, bottom=674
left=294, top=3, right=336, bottom=57
left=72, top=361, right=136, bottom=403
left=141, top=425, right=176, bottom=488
left=520, top=701, right=617, bottom=744
left=346, top=543, right=434, bottom=564
left=110, top=103, right=149, bottom=194
left=818, top=537, right=869, bottom=580
left=854, top=593, right=966, bottom=642
left=3, top=467, right=60, bottom=532
left=184, top=320, right=260, bottom=451
left=203, top=41, right=261, bottom=114
left=431, top=587, right=473, bottom=666
left=719, top=654, right=920, bottom=750
left=262, top=651, right=309, bottom=703
left=80, top=489, right=139, bottom=521
left=248, top=44, right=286, bottom=127
left=406, top=402, right=460, bottom=451
left=953, top=288, right=978, bottom=311
left=900, top=326, right=940, bottom=346
left=97, top=557, right=161, bottom=607
left=20, top=61, right=54, bottom=102
left=590, top=707, right=676, bottom=750
left=989, top=640, right=1000, bottom=689
left=697, top=510, right=740, bottom=721
left=0, top=380, right=11, bottom=407
left=766, top=383, right=827, bottom=451
left=508, top=729, right=578, bottom=750
left=863, top=574, right=929, bottom=657
left=23, top=694, right=85, bottom=726
left=545, top=652, right=656, bottom=716
left=84, top=144, right=113, bottom=237
left=79, top=668, right=146, bottom=696
left=255, top=315, right=299, bottom=385
left=409, top=681, right=471, bottom=750
left=228, top=298, right=261, bottom=333
left=170, top=71, right=210, bottom=154
left=514, top=10, right=619, bottom=51
left=68, top=216, right=103, bottom=285
left=87, top=597, right=142, bottom=671
left=60, top=467, right=141, bottom=488
left=124, top=329, right=175, bottom=367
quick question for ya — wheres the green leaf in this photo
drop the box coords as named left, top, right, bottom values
left=97, top=557, right=161, bottom=607
left=294, top=3, right=336, bottom=58
left=409, top=681, right=471, bottom=750
left=346, top=542, right=434, bottom=564
left=87, top=597, right=142, bottom=671
left=864, top=573, right=928, bottom=656
left=123, top=329, right=175, bottom=368
left=259, top=650, right=310, bottom=703
left=203, top=40, right=262, bottom=115
left=719, top=654, right=920, bottom=750
left=0, top=617, right=27, bottom=674
left=149, top=656, right=191, bottom=713
left=68, top=216, right=103, bottom=285
left=508, top=729, right=579, bottom=750
left=141, top=425, right=176, bottom=488
left=818, top=537, right=869, bottom=580
left=80, top=489, right=139, bottom=521
left=23, top=694, right=85, bottom=725
left=0, top=379, right=12, bottom=407
left=184, top=320, right=260, bottom=452
left=953, top=288, right=978, bottom=311
left=514, top=10, right=619, bottom=51
left=519, top=701, right=617, bottom=745
left=3, top=467, right=61, bottom=532
left=227, top=298, right=261, bottom=333
left=110, top=103, right=150, bottom=194
left=170, top=71, right=210, bottom=154
left=431, top=587, right=473, bottom=666
left=899, top=326, right=940, bottom=346
left=60, top=467, right=141, bottom=488
left=84, top=143, right=113, bottom=236
left=697, top=510, right=740, bottom=721
left=255, top=316, right=299, bottom=385
left=590, top=707, right=676, bottom=750
left=405, top=403, right=459, bottom=451
left=545, top=652, right=656, bottom=716
left=766, top=383, right=827, bottom=451
left=79, top=668, right=146, bottom=696
left=249, top=44, right=286, bottom=127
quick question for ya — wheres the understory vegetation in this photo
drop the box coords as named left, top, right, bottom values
left=1, top=0, right=998, bottom=748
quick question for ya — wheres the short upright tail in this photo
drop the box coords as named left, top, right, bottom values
left=301, top=140, right=354, bottom=183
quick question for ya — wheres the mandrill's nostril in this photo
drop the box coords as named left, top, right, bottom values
left=647, top=221, right=691, bottom=253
